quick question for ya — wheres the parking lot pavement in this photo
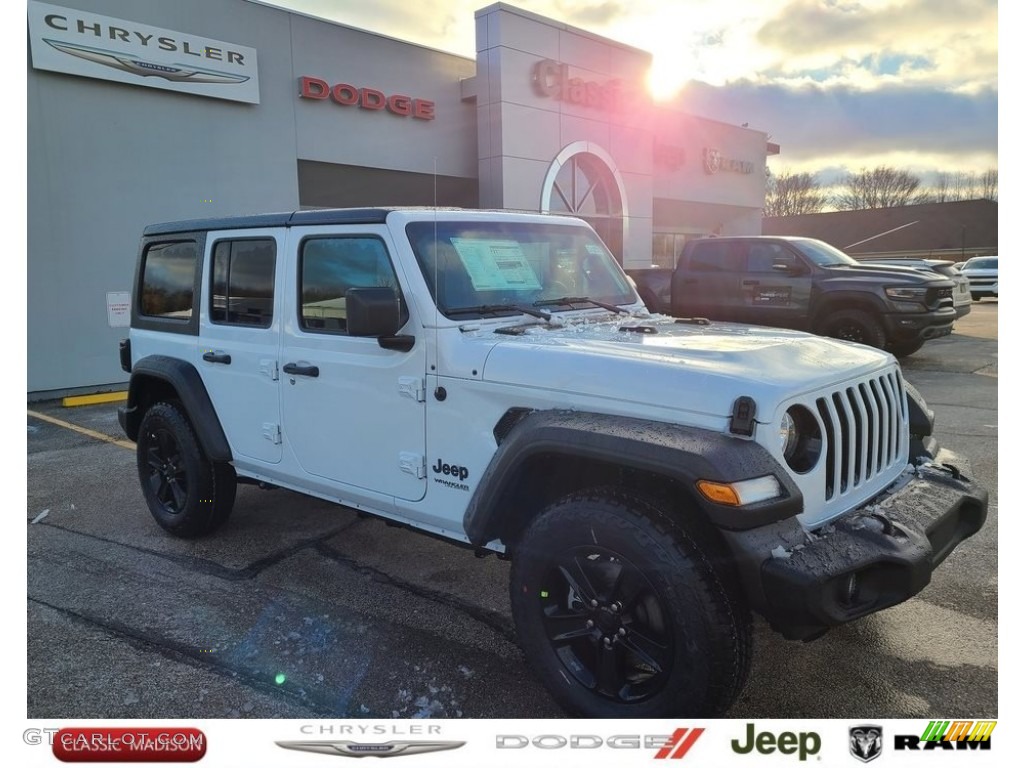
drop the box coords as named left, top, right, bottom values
left=26, top=303, right=997, bottom=718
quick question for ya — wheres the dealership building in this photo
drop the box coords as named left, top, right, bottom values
left=27, top=0, right=776, bottom=396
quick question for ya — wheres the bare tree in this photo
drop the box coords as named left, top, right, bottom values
left=834, top=166, right=922, bottom=209
left=979, top=168, right=998, bottom=200
left=918, top=168, right=998, bottom=203
left=764, top=169, right=830, bottom=217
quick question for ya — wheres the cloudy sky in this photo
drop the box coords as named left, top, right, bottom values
left=263, top=0, right=999, bottom=187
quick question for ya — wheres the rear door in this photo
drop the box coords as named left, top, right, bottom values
left=198, top=231, right=283, bottom=465
left=675, top=240, right=742, bottom=319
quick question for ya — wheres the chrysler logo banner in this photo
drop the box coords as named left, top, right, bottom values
left=276, top=740, right=465, bottom=758
left=27, top=1, right=260, bottom=103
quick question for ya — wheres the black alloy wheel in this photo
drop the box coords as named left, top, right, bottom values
left=539, top=546, right=672, bottom=703
left=143, top=424, right=189, bottom=515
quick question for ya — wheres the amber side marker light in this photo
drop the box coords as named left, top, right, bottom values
left=696, top=476, right=782, bottom=506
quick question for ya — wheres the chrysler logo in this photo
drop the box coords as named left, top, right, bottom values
left=44, top=39, right=250, bottom=84
left=276, top=740, right=466, bottom=758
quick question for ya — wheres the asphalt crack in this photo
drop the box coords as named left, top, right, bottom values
left=312, top=542, right=517, bottom=644
left=28, top=520, right=360, bottom=581
left=28, top=596, right=339, bottom=717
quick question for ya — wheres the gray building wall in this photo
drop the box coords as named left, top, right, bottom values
left=27, top=0, right=478, bottom=395
left=470, top=3, right=655, bottom=267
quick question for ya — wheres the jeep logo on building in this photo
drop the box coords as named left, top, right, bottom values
left=731, top=723, right=820, bottom=761
left=432, top=459, right=468, bottom=482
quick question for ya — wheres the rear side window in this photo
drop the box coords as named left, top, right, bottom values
left=210, top=239, right=276, bottom=327
left=140, top=241, right=196, bottom=319
left=299, top=236, right=405, bottom=333
left=688, top=241, right=739, bottom=272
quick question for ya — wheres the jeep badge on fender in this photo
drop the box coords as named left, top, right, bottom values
left=432, top=459, right=469, bottom=481
left=118, top=207, right=987, bottom=718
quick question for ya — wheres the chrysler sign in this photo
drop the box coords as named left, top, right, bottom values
left=28, top=1, right=260, bottom=104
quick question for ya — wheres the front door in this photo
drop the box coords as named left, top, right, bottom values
left=280, top=226, right=427, bottom=502
left=736, top=241, right=812, bottom=329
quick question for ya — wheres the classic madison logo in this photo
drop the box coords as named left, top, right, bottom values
left=849, top=725, right=882, bottom=763
left=44, top=40, right=250, bottom=84
left=276, top=740, right=465, bottom=758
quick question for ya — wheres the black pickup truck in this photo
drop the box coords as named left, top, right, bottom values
left=627, top=236, right=957, bottom=357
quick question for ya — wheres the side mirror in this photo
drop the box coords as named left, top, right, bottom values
left=346, top=287, right=414, bottom=351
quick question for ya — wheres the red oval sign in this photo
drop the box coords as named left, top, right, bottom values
left=53, top=728, right=206, bottom=763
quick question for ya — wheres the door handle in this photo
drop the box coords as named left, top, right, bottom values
left=202, top=352, right=232, bottom=365
left=742, top=280, right=760, bottom=286
left=283, top=362, right=320, bottom=378
left=681, top=278, right=697, bottom=284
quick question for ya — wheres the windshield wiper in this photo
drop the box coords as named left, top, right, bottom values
left=534, top=296, right=631, bottom=314
left=447, top=304, right=552, bottom=321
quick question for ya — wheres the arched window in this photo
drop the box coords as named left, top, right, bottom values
left=542, top=144, right=627, bottom=263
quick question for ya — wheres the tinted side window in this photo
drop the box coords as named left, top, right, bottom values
left=688, top=241, right=738, bottom=272
left=745, top=242, right=797, bottom=273
left=299, top=236, right=405, bottom=333
left=210, top=239, right=276, bottom=327
left=140, top=241, right=196, bottom=319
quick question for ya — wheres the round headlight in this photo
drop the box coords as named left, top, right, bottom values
left=779, top=411, right=796, bottom=456
left=781, top=406, right=822, bottom=473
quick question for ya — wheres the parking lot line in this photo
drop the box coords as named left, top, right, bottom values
left=28, top=409, right=135, bottom=451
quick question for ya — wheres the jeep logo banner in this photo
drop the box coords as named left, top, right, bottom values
left=28, top=1, right=260, bottom=103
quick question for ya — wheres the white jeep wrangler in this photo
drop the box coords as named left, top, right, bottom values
left=119, top=208, right=987, bottom=717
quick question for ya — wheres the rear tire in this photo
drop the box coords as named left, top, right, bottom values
left=818, top=309, right=887, bottom=349
left=136, top=401, right=236, bottom=538
left=509, top=488, right=751, bottom=717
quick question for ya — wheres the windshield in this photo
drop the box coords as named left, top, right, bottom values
left=406, top=221, right=635, bottom=317
left=791, top=238, right=860, bottom=267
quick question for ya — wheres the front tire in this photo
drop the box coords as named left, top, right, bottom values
left=137, top=401, right=236, bottom=538
left=818, top=309, right=887, bottom=349
left=509, top=489, right=751, bottom=717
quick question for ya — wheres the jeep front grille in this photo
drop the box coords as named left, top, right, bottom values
left=815, top=370, right=907, bottom=500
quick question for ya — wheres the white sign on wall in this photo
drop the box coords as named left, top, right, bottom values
left=106, top=292, right=131, bottom=328
left=28, top=2, right=260, bottom=104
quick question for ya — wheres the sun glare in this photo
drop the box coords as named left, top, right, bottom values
left=647, top=55, right=690, bottom=102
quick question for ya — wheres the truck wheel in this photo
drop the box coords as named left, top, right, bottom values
left=136, top=401, right=237, bottom=538
left=888, top=339, right=925, bottom=358
left=819, top=309, right=886, bottom=349
left=509, top=489, right=751, bottom=717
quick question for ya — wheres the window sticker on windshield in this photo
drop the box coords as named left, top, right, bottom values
left=584, top=243, right=606, bottom=256
left=450, top=238, right=542, bottom=291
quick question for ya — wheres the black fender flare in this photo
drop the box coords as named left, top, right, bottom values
left=463, top=410, right=803, bottom=546
left=809, top=290, right=888, bottom=328
left=122, top=355, right=232, bottom=463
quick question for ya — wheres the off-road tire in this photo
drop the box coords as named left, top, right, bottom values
left=136, top=401, right=237, bottom=538
left=818, top=309, right=887, bottom=349
left=509, top=488, right=752, bottom=717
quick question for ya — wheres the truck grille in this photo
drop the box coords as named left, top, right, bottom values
left=815, top=370, right=907, bottom=500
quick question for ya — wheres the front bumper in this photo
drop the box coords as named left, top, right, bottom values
left=720, top=459, right=987, bottom=640
left=882, top=309, right=955, bottom=344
